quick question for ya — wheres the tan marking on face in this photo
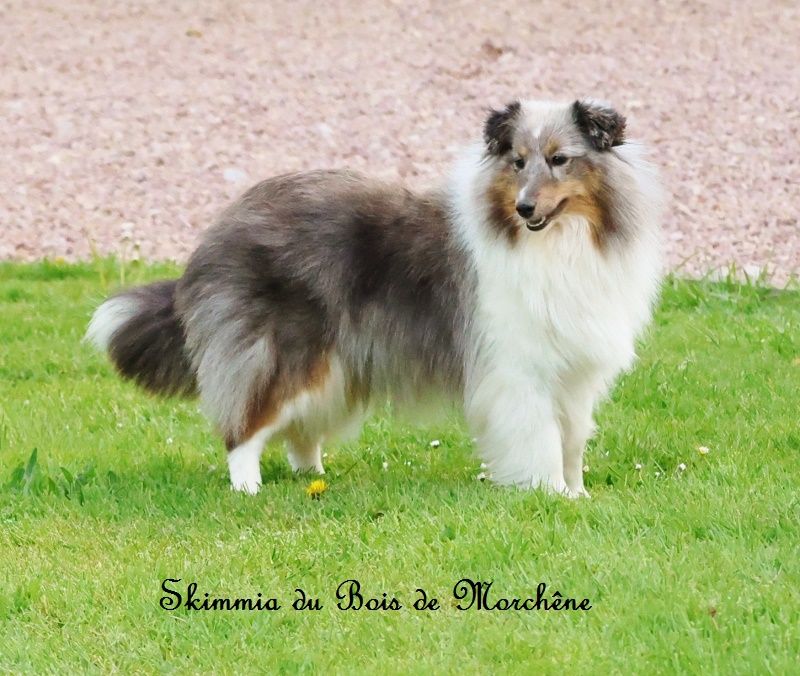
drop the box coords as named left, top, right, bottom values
left=486, top=168, right=520, bottom=244
left=543, top=139, right=560, bottom=157
left=537, top=169, right=614, bottom=249
left=535, top=179, right=588, bottom=215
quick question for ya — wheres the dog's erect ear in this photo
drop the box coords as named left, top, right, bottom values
left=572, top=100, right=626, bottom=151
left=483, top=101, right=521, bottom=156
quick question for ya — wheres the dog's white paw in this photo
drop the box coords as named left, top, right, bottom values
left=564, top=485, right=591, bottom=499
left=551, top=480, right=590, bottom=499
left=227, top=442, right=263, bottom=495
left=540, top=476, right=591, bottom=499
left=230, top=477, right=261, bottom=495
left=288, top=456, right=325, bottom=474
left=524, top=476, right=590, bottom=499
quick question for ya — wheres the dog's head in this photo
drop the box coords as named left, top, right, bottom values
left=483, top=99, right=626, bottom=243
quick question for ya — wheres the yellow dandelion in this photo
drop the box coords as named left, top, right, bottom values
left=305, top=479, right=328, bottom=499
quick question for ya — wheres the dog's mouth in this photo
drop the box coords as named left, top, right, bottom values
left=525, top=199, right=568, bottom=232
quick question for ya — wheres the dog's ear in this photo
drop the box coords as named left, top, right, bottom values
left=483, top=101, right=521, bottom=156
left=572, top=100, right=626, bottom=151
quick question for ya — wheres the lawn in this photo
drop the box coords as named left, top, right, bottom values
left=1, top=259, right=798, bottom=673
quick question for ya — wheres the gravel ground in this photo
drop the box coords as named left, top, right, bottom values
left=2, top=1, right=799, bottom=282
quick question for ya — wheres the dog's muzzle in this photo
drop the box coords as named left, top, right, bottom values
left=524, top=199, right=568, bottom=232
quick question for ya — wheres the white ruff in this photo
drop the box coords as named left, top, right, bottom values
left=449, top=139, right=663, bottom=496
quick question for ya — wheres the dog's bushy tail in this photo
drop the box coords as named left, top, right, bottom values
left=86, top=280, right=196, bottom=396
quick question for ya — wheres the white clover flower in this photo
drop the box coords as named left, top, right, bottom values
left=635, top=463, right=643, bottom=470
left=429, top=439, right=441, bottom=448
left=678, top=463, right=687, bottom=472
left=697, top=446, right=710, bottom=455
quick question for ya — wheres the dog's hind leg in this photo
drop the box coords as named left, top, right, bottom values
left=285, top=427, right=325, bottom=474
left=227, top=425, right=274, bottom=495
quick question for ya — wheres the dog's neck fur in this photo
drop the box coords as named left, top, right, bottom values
left=448, top=140, right=663, bottom=372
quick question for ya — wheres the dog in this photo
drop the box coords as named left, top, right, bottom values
left=87, top=98, right=663, bottom=497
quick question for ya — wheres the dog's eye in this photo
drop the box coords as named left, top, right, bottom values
left=550, top=154, right=568, bottom=167
left=513, top=157, right=526, bottom=170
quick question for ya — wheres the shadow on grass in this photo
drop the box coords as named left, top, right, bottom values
left=4, top=442, right=500, bottom=523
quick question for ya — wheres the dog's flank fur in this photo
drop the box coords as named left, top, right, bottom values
left=177, top=171, right=471, bottom=450
left=88, top=98, right=663, bottom=497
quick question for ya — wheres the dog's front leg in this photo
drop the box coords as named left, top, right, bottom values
left=469, top=377, right=570, bottom=495
left=558, top=374, right=606, bottom=498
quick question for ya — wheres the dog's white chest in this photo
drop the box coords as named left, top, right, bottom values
left=473, top=228, right=655, bottom=379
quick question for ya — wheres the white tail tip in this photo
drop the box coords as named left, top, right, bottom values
left=85, top=296, right=139, bottom=352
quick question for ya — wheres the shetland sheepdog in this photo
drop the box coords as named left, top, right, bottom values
left=87, top=98, right=663, bottom=497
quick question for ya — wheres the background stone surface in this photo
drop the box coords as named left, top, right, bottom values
left=2, top=1, right=798, bottom=281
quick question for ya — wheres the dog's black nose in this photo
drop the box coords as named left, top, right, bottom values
left=516, top=202, right=535, bottom=218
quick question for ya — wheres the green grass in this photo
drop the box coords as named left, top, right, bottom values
left=1, top=259, right=799, bottom=674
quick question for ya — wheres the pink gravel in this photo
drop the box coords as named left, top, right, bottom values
left=2, top=1, right=799, bottom=282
